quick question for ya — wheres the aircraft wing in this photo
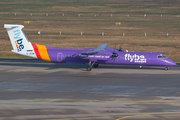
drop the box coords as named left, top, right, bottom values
left=73, top=43, right=109, bottom=57
left=85, top=43, right=108, bottom=54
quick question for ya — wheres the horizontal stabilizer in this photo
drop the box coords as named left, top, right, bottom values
left=4, top=24, right=24, bottom=29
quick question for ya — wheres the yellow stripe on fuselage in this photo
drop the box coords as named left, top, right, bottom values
left=36, top=44, right=51, bottom=62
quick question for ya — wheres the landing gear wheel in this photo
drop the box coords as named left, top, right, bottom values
left=93, top=64, right=99, bottom=68
left=165, top=67, right=169, bottom=71
left=86, top=67, right=92, bottom=71
left=86, top=61, right=95, bottom=71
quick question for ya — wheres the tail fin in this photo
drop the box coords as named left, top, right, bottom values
left=4, top=24, right=37, bottom=58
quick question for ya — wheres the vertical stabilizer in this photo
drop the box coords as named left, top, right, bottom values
left=4, top=24, right=37, bottom=58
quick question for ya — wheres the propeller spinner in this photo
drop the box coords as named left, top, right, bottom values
left=112, top=52, right=118, bottom=57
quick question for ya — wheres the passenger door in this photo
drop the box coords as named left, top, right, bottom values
left=57, top=53, right=63, bottom=62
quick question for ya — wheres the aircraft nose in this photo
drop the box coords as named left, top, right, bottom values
left=164, top=59, right=177, bottom=66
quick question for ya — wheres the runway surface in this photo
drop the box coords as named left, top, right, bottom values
left=0, top=59, right=180, bottom=120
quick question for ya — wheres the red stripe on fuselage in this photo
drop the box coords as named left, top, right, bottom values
left=31, top=43, right=42, bottom=59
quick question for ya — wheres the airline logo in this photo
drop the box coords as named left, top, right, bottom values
left=13, top=29, right=24, bottom=52
left=125, top=54, right=146, bottom=63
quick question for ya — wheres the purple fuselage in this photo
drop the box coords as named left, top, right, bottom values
left=46, top=46, right=176, bottom=67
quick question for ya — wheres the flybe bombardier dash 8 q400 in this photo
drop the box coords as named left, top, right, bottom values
left=4, top=24, right=176, bottom=71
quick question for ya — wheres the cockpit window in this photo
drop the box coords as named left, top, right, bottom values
left=158, top=55, right=167, bottom=58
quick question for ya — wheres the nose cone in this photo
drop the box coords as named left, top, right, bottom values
left=164, top=59, right=177, bottom=66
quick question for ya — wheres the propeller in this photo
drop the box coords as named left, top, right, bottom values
left=111, top=52, right=118, bottom=61
left=110, top=43, right=123, bottom=61
left=111, top=44, right=119, bottom=61
left=112, top=52, right=118, bottom=57
left=118, top=44, right=123, bottom=52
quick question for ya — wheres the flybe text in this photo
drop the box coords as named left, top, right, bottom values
left=125, top=54, right=146, bottom=63
left=13, top=29, right=24, bottom=52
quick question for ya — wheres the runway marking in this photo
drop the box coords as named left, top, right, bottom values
left=115, top=112, right=180, bottom=120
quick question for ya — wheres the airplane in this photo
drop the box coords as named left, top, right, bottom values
left=4, top=24, right=176, bottom=71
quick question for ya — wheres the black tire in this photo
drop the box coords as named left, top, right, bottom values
left=93, top=64, right=99, bottom=68
left=86, top=67, right=92, bottom=71
left=165, top=67, right=168, bottom=71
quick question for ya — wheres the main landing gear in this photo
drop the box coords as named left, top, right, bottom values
left=165, top=67, right=169, bottom=71
left=93, top=63, right=99, bottom=68
left=86, top=61, right=98, bottom=71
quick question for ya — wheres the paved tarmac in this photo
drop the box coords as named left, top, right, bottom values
left=0, top=59, right=180, bottom=120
